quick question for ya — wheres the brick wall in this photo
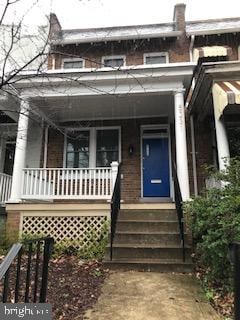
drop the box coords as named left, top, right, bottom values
left=49, top=36, right=190, bottom=70
left=193, top=116, right=214, bottom=192
left=47, top=117, right=172, bottom=202
left=6, top=211, right=21, bottom=238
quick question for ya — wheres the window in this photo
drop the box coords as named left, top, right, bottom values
left=63, top=58, right=84, bottom=69
left=102, top=55, right=125, bottom=68
left=144, top=52, right=168, bottom=65
left=96, top=130, right=119, bottom=167
left=66, top=131, right=89, bottom=168
left=65, top=127, right=120, bottom=168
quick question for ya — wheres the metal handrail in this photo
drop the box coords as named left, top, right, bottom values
left=110, top=163, right=121, bottom=261
left=0, top=236, right=54, bottom=303
left=172, top=162, right=185, bottom=262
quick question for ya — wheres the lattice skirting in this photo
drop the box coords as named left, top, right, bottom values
left=22, top=215, right=109, bottom=248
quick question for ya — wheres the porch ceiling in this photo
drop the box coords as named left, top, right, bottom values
left=31, top=93, right=174, bottom=122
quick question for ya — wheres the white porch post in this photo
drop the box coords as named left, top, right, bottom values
left=213, top=104, right=230, bottom=171
left=214, top=116, right=230, bottom=171
left=10, top=99, right=30, bottom=202
left=174, top=89, right=190, bottom=201
left=111, top=161, right=119, bottom=192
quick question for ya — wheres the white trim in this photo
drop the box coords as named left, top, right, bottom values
left=140, top=124, right=172, bottom=199
left=62, top=57, right=85, bottom=69
left=63, top=126, right=121, bottom=168
left=59, top=114, right=170, bottom=123
left=143, top=52, right=169, bottom=64
left=101, top=55, right=126, bottom=67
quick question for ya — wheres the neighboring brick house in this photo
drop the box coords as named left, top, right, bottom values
left=0, top=3, right=240, bottom=271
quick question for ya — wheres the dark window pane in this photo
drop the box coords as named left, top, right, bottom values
left=96, top=130, right=119, bottom=167
left=104, top=58, right=124, bottom=68
left=63, top=60, right=83, bottom=69
left=66, top=131, right=89, bottom=168
left=145, top=55, right=167, bottom=64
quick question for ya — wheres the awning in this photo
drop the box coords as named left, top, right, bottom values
left=212, top=81, right=240, bottom=119
left=193, top=46, right=232, bottom=62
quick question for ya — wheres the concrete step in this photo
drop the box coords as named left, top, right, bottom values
left=116, top=220, right=179, bottom=233
left=119, top=209, right=177, bottom=221
left=104, top=258, right=193, bottom=273
left=114, top=231, right=189, bottom=245
left=107, top=244, right=191, bottom=260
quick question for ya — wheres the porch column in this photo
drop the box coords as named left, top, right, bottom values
left=10, top=99, right=30, bottom=202
left=174, top=89, right=190, bottom=201
left=214, top=115, right=230, bottom=171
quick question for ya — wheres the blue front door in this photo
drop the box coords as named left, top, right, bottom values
left=142, top=138, right=170, bottom=197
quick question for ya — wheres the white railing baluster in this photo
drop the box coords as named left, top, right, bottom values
left=106, top=169, right=109, bottom=196
left=79, top=169, right=82, bottom=196
left=93, top=169, right=96, bottom=196
left=57, top=169, right=60, bottom=196
left=0, top=173, right=12, bottom=204
left=20, top=166, right=116, bottom=200
left=88, top=169, right=92, bottom=196
left=52, top=170, right=56, bottom=196
left=70, top=169, right=73, bottom=196
left=61, top=169, right=64, bottom=196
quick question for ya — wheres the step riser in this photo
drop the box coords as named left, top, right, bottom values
left=109, top=247, right=191, bottom=260
left=114, top=233, right=181, bottom=244
left=119, top=210, right=177, bottom=221
left=104, top=262, right=193, bottom=273
left=117, top=222, right=179, bottom=233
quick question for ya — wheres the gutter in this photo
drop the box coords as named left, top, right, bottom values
left=187, top=27, right=240, bottom=36
left=51, top=31, right=183, bottom=45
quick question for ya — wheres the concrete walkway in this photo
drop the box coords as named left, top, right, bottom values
left=84, top=271, right=221, bottom=320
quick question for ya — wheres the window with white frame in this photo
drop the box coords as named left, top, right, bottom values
left=102, top=55, right=126, bottom=68
left=96, top=129, right=119, bottom=167
left=65, top=127, right=120, bottom=168
left=63, top=58, right=85, bottom=69
left=66, top=131, right=89, bottom=168
left=144, top=52, right=169, bottom=65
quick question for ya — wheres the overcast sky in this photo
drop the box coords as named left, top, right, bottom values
left=2, top=0, right=240, bottom=29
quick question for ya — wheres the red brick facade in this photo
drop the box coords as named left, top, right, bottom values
left=47, top=117, right=173, bottom=202
left=46, top=5, right=240, bottom=200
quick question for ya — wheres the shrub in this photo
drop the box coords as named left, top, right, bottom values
left=53, top=221, right=109, bottom=260
left=0, top=216, right=19, bottom=254
left=184, top=158, right=240, bottom=290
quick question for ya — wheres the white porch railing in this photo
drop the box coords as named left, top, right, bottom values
left=21, top=167, right=115, bottom=200
left=0, top=173, right=12, bottom=204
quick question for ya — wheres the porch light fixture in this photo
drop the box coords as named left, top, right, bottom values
left=128, top=144, right=134, bottom=156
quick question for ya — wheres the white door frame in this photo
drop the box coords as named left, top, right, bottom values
left=140, top=124, right=173, bottom=199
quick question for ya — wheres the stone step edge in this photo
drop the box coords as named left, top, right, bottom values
left=114, top=231, right=187, bottom=235
left=117, top=219, right=179, bottom=223
left=104, top=258, right=193, bottom=265
left=108, top=244, right=191, bottom=249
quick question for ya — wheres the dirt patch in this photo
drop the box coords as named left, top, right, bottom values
left=47, top=256, right=109, bottom=320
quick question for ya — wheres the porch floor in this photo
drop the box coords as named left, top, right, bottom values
left=84, top=271, right=221, bottom=320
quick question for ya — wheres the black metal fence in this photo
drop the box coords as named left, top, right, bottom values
left=110, top=163, right=121, bottom=260
left=0, top=237, right=54, bottom=303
